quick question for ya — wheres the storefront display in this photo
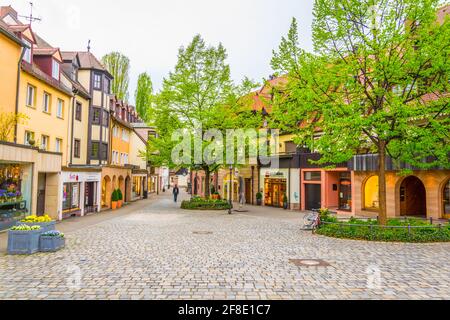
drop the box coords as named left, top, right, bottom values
left=338, top=173, right=352, bottom=211
left=132, top=176, right=142, bottom=199
left=264, top=178, right=287, bottom=208
left=62, top=182, right=81, bottom=216
left=0, top=163, right=32, bottom=231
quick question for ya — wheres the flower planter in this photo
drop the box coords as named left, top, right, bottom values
left=39, top=236, right=65, bottom=253
left=19, top=221, right=56, bottom=233
left=7, top=229, right=41, bottom=255
left=111, top=201, right=118, bottom=210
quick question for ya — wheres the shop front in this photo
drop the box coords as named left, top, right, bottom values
left=263, top=171, right=288, bottom=208
left=60, top=169, right=102, bottom=219
left=0, top=162, right=32, bottom=231
left=132, top=171, right=148, bottom=201
left=301, top=168, right=354, bottom=213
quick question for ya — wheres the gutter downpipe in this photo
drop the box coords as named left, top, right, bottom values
left=14, top=47, right=26, bottom=144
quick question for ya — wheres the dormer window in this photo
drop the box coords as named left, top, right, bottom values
left=52, top=59, right=60, bottom=80
left=22, top=38, right=32, bottom=63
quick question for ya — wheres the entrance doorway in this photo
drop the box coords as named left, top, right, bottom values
left=400, top=176, right=427, bottom=217
left=338, top=175, right=352, bottom=211
left=37, top=173, right=46, bottom=216
left=245, top=178, right=252, bottom=204
left=305, top=184, right=321, bottom=211
left=85, top=182, right=97, bottom=214
left=264, top=178, right=287, bottom=208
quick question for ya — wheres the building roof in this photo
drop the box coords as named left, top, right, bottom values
left=0, top=20, right=24, bottom=46
left=21, top=61, right=73, bottom=96
left=61, top=51, right=113, bottom=78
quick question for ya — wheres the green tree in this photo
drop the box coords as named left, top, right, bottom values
left=102, top=52, right=130, bottom=101
left=271, top=1, right=450, bottom=225
left=0, top=110, right=29, bottom=142
left=147, top=35, right=260, bottom=198
left=134, top=72, right=153, bottom=122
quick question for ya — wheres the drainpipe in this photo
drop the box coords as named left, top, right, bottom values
left=14, top=47, right=26, bottom=144
left=251, top=166, right=255, bottom=205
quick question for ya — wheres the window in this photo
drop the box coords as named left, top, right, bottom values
left=104, top=78, right=110, bottom=94
left=43, top=92, right=51, bottom=113
left=102, top=112, right=109, bottom=127
left=304, top=172, right=321, bottom=181
left=62, top=183, right=81, bottom=212
left=75, top=102, right=82, bottom=121
left=22, top=38, right=32, bottom=63
left=24, top=131, right=35, bottom=146
left=55, top=138, right=62, bottom=153
left=92, top=108, right=101, bottom=125
left=444, top=180, right=450, bottom=216
left=93, top=73, right=102, bottom=90
left=26, top=85, right=35, bottom=107
left=91, top=142, right=99, bottom=158
left=122, top=130, right=129, bottom=142
left=41, top=135, right=49, bottom=151
left=74, top=139, right=81, bottom=158
left=101, top=143, right=108, bottom=160
left=57, top=99, right=64, bottom=118
left=52, top=59, right=60, bottom=80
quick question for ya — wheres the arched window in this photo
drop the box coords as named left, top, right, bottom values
left=364, top=176, right=379, bottom=210
left=444, top=179, right=450, bottom=216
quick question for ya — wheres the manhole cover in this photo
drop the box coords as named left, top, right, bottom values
left=289, top=259, right=331, bottom=267
left=193, top=231, right=213, bottom=235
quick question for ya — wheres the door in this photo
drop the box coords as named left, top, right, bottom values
left=245, top=179, right=252, bottom=204
left=85, top=182, right=95, bottom=214
left=305, top=184, right=321, bottom=211
left=339, top=179, right=352, bottom=211
left=37, top=173, right=46, bottom=216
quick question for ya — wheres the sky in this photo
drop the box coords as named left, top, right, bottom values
left=2, top=0, right=315, bottom=103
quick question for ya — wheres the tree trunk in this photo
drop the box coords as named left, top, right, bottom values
left=378, top=141, right=388, bottom=226
left=204, top=169, right=211, bottom=199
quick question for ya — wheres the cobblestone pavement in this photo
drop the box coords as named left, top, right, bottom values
left=0, top=192, right=449, bottom=300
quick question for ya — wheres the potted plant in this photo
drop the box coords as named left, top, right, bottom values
left=111, top=190, right=119, bottom=210
left=117, top=189, right=123, bottom=208
left=20, top=215, right=56, bottom=233
left=283, top=193, right=289, bottom=210
left=256, top=192, right=263, bottom=206
left=7, top=225, right=42, bottom=255
left=39, top=231, right=65, bottom=253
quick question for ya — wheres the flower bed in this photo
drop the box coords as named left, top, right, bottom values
left=316, top=210, right=450, bottom=243
left=7, top=225, right=42, bottom=255
left=19, top=215, right=56, bottom=233
left=181, top=197, right=232, bottom=210
left=39, top=231, right=65, bottom=253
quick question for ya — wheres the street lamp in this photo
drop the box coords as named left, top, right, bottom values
left=228, top=165, right=233, bottom=215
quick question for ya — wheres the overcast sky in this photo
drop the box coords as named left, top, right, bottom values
left=3, top=0, right=314, bottom=103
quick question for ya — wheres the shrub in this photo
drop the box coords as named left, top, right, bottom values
left=317, top=218, right=450, bottom=243
left=181, top=198, right=232, bottom=210
left=256, top=192, right=263, bottom=200
left=21, top=215, right=53, bottom=223
left=111, top=189, right=119, bottom=202
left=117, top=189, right=123, bottom=201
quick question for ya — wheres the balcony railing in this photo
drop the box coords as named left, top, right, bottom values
left=350, top=154, right=446, bottom=172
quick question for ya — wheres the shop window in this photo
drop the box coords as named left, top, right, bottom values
left=304, top=172, right=321, bottom=181
left=364, top=176, right=379, bottom=210
left=62, top=183, right=81, bottom=213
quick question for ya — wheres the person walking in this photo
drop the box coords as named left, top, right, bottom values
left=173, top=185, right=180, bottom=203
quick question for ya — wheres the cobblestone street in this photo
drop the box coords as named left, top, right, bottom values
left=0, top=192, right=449, bottom=300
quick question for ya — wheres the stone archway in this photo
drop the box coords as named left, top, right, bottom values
left=363, top=175, right=379, bottom=211
left=125, top=176, right=131, bottom=203
left=101, top=176, right=112, bottom=209
left=119, top=176, right=125, bottom=200
left=442, top=178, right=450, bottom=218
left=400, top=176, right=427, bottom=217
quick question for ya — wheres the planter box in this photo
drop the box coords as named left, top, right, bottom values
left=39, top=236, right=65, bottom=253
left=19, top=221, right=56, bottom=233
left=7, top=229, right=41, bottom=255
